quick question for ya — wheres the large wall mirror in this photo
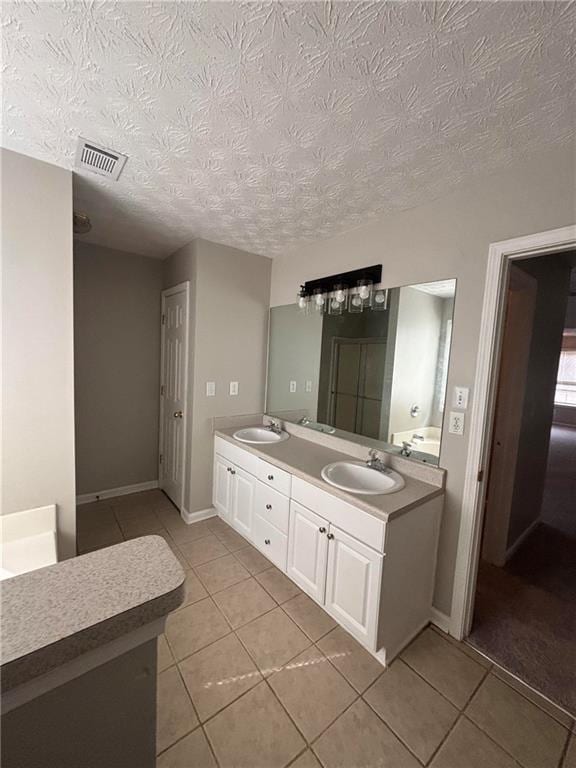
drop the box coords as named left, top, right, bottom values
left=266, top=279, right=456, bottom=465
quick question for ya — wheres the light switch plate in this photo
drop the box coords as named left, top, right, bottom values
left=229, top=381, right=239, bottom=396
left=448, top=411, right=465, bottom=435
left=206, top=381, right=216, bottom=397
left=453, top=386, right=469, bottom=410
left=305, top=380, right=312, bottom=393
left=289, top=380, right=297, bottom=393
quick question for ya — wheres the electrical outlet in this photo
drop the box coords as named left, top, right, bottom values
left=289, top=380, right=297, bottom=393
left=453, top=386, right=469, bottom=410
left=448, top=411, right=465, bottom=435
left=305, top=380, right=312, bottom=393
left=206, top=381, right=216, bottom=397
left=229, top=381, right=239, bottom=396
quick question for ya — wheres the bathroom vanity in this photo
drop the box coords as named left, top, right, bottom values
left=213, top=425, right=444, bottom=663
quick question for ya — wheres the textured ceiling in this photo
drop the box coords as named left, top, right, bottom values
left=2, top=1, right=575, bottom=259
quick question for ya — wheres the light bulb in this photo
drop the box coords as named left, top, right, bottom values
left=374, top=291, right=385, bottom=304
left=298, top=295, right=307, bottom=309
left=335, top=289, right=346, bottom=303
left=351, top=294, right=362, bottom=307
left=331, top=298, right=339, bottom=310
left=315, top=293, right=325, bottom=306
left=359, top=284, right=370, bottom=300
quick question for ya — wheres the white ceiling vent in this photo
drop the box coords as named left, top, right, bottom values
left=75, top=137, right=127, bottom=180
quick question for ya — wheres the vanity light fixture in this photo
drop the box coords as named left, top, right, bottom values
left=349, top=279, right=373, bottom=313
left=297, top=265, right=383, bottom=315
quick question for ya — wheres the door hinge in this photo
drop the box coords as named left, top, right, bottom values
left=159, top=453, right=163, bottom=464
left=477, top=468, right=484, bottom=482
left=160, top=384, right=165, bottom=396
left=161, top=313, right=166, bottom=325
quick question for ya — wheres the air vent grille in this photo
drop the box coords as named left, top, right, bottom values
left=75, top=138, right=128, bottom=180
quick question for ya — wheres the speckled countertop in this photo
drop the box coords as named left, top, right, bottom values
left=215, top=428, right=444, bottom=521
left=0, top=536, right=185, bottom=692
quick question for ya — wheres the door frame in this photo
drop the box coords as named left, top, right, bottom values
left=450, top=225, right=576, bottom=641
left=159, top=281, right=190, bottom=514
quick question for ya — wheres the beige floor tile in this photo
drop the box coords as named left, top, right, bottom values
left=113, top=491, right=165, bottom=518
left=77, top=505, right=116, bottom=531
left=194, top=554, right=250, bottom=594
left=256, top=566, right=302, bottom=604
left=234, top=544, right=274, bottom=575
left=165, top=598, right=230, bottom=661
left=205, top=682, right=305, bottom=768
left=179, top=535, right=229, bottom=567
left=430, top=717, right=518, bottom=768
left=77, top=523, right=124, bottom=553
left=289, top=750, right=322, bottom=768
left=318, top=626, right=383, bottom=693
left=179, top=633, right=263, bottom=722
left=430, top=625, right=492, bottom=669
left=466, top=674, right=569, bottom=768
left=156, top=667, right=198, bottom=754
left=117, top=511, right=165, bottom=538
left=401, top=627, right=486, bottom=708
left=206, top=516, right=230, bottom=534
left=168, top=519, right=214, bottom=544
left=269, top=645, right=356, bottom=742
left=213, top=527, right=250, bottom=552
left=364, top=659, right=459, bottom=764
left=156, top=728, right=216, bottom=768
left=313, top=698, right=420, bottom=768
left=237, top=607, right=311, bottom=676
left=493, top=665, right=574, bottom=729
left=283, top=594, right=336, bottom=641
left=213, top=577, right=276, bottom=629
left=175, top=569, right=209, bottom=608
left=564, top=733, right=576, bottom=768
left=158, top=634, right=175, bottom=673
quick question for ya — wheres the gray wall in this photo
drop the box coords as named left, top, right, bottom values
left=507, top=255, right=571, bottom=548
left=74, top=242, right=163, bottom=495
left=270, top=143, right=575, bottom=617
left=164, top=238, right=272, bottom=515
left=267, top=305, right=323, bottom=418
left=1, top=149, right=76, bottom=558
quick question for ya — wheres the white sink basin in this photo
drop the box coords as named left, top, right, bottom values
left=321, top=461, right=405, bottom=495
left=233, top=427, right=290, bottom=444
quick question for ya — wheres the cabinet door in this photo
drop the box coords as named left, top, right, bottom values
left=231, top=466, right=255, bottom=541
left=287, top=501, right=329, bottom=603
left=213, top=454, right=232, bottom=522
left=325, top=525, right=383, bottom=650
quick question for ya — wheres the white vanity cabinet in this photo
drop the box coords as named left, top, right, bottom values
left=212, top=435, right=443, bottom=664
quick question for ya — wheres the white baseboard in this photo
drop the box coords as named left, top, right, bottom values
left=505, top=517, right=540, bottom=562
left=181, top=506, right=216, bottom=524
left=76, top=480, right=159, bottom=506
left=430, top=607, right=451, bottom=634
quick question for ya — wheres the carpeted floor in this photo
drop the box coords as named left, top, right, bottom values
left=468, top=425, right=576, bottom=716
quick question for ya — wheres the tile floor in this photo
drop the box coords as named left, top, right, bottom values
left=77, top=490, right=576, bottom=768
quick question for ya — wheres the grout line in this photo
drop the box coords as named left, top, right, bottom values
left=422, top=712, right=463, bottom=766
left=460, top=712, right=539, bottom=768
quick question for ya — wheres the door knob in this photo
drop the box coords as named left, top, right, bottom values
left=173, top=410, right=183, bottom=418
left=327, top=533, right=334, bottom=540
left=319, top=527, right=326, bottom=533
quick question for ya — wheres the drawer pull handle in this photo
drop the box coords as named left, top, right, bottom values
left=327, top=533, right=334, bottom=540
left=319, top=527, right=326, bottom=534
left=266, top=504, right=272, bottom=510
left=267, top=474, right=274, bottom=480
left=264, top=538, right=271, bottom=545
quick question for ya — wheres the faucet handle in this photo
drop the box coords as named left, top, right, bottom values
left=368, top=448, right=379, bottom=459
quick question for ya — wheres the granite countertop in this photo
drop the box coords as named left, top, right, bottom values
left=0, top=536, right=185, bottom=692
left=215, top=427, right=444, bottom=521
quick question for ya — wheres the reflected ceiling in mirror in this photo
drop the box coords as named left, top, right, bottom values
left=266, top=279, right=456, bottom=465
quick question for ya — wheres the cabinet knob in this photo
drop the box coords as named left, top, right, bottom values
left=266, top=504, right=272, bottom=510
left=267, top=474, right=274, bottom=481
left=327, top=533, right=335, bottom=540
left=230, top=469, right=236, bottom=475
left=264, top=538, right=271, bottom=545
left=319, top=527, right=326, bottom=534
left=226, top=467, right=231, bottom=472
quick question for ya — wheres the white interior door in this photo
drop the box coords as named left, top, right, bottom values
left=160, top=282, right=189, bottom=510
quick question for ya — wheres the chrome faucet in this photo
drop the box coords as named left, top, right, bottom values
left=266, top=419, right=283, bottom=435
left=400, top=441, right=412, bottom=457
left=366, top=449, right=388, bottom=472
left=298, top=416, right=311, bottom=426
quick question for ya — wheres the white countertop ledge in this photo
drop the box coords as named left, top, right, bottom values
left=215, top=428, right=444, bottom=522
left=0, top=536, right=185, bottom=692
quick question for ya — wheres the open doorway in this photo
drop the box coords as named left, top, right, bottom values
left=468, top=252, right=576, bottom=715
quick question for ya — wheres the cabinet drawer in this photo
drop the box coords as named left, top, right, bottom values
left=257, top=459, right=292, bottom=496
left=214, top=436, right=260, bottom=477
left=252, top=514, right=288, bottom=571
left=254, top=482, right=290, bottom=534
left=291, top=476, right=385, bottom=552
